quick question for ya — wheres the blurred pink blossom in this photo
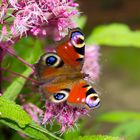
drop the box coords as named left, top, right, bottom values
left=0, top=0, right=79, bottom=42
left=82, top=45, right=100, bottom=82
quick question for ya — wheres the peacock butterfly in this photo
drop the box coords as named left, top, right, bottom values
left=34, top=28, right=100, bottom=109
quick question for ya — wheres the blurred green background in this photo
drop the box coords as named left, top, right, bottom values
left=1, top=0, right=140, bottom=140
left=79, top=0, right=140, bottom=140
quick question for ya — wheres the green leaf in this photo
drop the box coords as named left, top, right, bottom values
left=3, top=67, right=32, bottom=101
left=86, top=23, right=140, bottom=47
left=0, top=119, right=49, bottom=140
left=63, top=130, right=80, bottom=140
left=29, top=121, right=62, bottom=140
left=110, top=121, right=140, bottom=140
left=75, top=16, right=87, bottom=29
left=97, top=111, right=140, bottom=123
left=0, top=97, right=62, bottom=140
left=0, top=119, right=63, bottom=140
left=0, top=96, right=31, bottom=128
left=75, top=135, right=123, bottom=140
left=13, top=37, right=43, bottom=64
left=25, top=39, right=43, bottom=64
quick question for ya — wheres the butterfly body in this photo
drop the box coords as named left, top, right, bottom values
left=35, top=28, right=100, bottom=109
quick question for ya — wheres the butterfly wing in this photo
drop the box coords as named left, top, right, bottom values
left=40, top=79, right=100, bottom=109
left=56, top=28, right=85, bottom=69
left=67, top=80, right=100, bottom=109
left=35, top=28, right=85, bottom=83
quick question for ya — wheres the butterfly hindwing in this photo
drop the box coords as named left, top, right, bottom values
left=67, top=80, right=100, bottom=109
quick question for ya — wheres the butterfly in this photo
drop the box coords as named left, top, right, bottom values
left=34, top=28, right=100, bottom=109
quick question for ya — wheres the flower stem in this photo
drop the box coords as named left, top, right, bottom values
left=7, top=49, right=35, bottom=71
left=0, top=67, right=39, bottom=85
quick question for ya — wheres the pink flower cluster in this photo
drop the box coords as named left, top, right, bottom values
left=82, top=45, right=100, bottom=82
left=0, top=0, right=79, bottom=42
left=42, top=101, right=88, bottom=133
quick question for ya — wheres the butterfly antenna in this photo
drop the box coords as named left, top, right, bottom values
left=0, top=68, right=39, bottom=85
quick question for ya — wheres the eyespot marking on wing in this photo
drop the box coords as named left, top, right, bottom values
left=71, top=31, right=85, bottom=49
left=42, top=53, right=64, bottom=68
left=86, top=94, right=100, bottom=108
left=50, top=89, right=70, bottom=103
left=56, top=28, right=85, bottom=67
left=70, top=30, right=85, bottom=60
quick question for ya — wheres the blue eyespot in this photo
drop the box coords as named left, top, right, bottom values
left=46, top=56, right=57, bottom=66
left=50, top=89, right=70, bottom=103
left=43, top=53, right=63, bottom=68
left=54, top=93, right=65, bottom=100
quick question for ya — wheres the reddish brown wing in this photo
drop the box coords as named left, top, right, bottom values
left=35, top=28, right=85, bottom=83
left=56, top=28, right=85, bottom=68
left=67, top=80, right=100, bottom=109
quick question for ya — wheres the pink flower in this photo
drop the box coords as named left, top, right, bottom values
left=42, top=100, right=88, bottom=133
left=0, top=26, right=10, bottom=42
left=0, top=3, right=7, bottom=23
left=0, top=0, right=79, bottom=42
left=82, top=45, right=100, bottom=82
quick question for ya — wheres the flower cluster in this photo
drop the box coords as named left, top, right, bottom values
left=0, top=0, right=79, bottom=43
left=42, top=101, right=88, bottom=133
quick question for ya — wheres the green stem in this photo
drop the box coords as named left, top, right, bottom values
left=30, top=123, right=63, bottom=140
left=3, top=68, right=32, bottom=100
